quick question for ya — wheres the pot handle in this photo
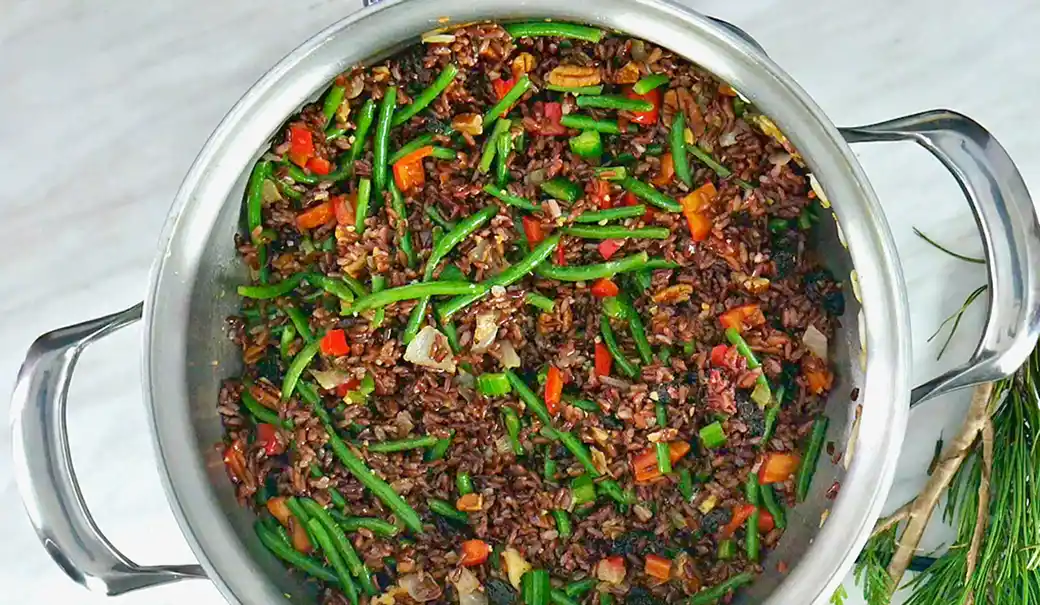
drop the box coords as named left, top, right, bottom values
left=840, top=112, right=1040, bottom=406
left=9, top=303, right=207, bottom=594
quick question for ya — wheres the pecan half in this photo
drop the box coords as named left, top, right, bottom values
left=451, top=113, right=484, bottom=136
left=653, top=284, right=694, bottom=304
left=613, top=61, right=642, bottom=85
left=547, top=64, right=602, bottom=88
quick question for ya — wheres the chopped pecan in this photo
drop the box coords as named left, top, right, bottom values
left=732, top=272, right=770, bottom=294
left=511, top=52, right=536, bottom=79
left=652, top=284, right=694, bottom=304
left=662, top=89, right=679, bottom=127
left=547, top=64, right=602, bottom=88
left=614, top=61, right=642, bottom=85
left=676, top=87, right=705, bottom=137
left=451, top=113, right=484, bottom=136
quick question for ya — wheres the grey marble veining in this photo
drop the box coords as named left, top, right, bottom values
left=1, top=1, right=1035, bottom=603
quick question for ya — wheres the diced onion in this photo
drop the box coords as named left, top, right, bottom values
left=422, top=32, right=457, bottom=44
left=309, top=369, right=350, bottom=390
left=404, top=326, right=457, bottom=372
left=450, top=568, right=488, bottom=605
left=809, top=173, right=831, bottom=208
left=768, top=151, right=792, bottom=166
left=494, top=434, right=514, bottom=454
left=802, top=324, right=829, bottom=361
left=502, top=548, right=531, bottom=589
left=399, top=573, right=443, bottom=602
left=472, top=312, right=500, bottom=354
left=497, top=340, right=521, bottom=369
left=630, top=39, right=648, bottom=62
left=261, top=179, right=282, bottom=204
left=718, top=129, right=738, bottom=147
left=546, top=198, right=562, bottom=220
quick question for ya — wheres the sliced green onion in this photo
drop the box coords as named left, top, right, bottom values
left=571, top=474, right=596, bottom=506
left=632, top=73, right=669, bottom=95
left=477, top=373, right=513, bottom=396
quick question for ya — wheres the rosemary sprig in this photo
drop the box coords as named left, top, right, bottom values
left=928, top=285, right=987, bottom=360
left=913, top=227, right=985, bottom=264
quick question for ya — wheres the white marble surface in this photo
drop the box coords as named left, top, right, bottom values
left=1, top=0, right=1035, bottom=603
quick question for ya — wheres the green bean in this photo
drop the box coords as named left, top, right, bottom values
left=483, top=75, right=531, bottom=127
left=438, top=233, right=561, bottom=320
left=573, top=205, right=646, bottom=223
left=428, top=498, right=469, bottom=524
left=479, top=117, right=512, bottom=174
left=543, top=446, right=557, bottom=481
left=322, top=84, right=346, bottom=124
left=557, top=431, right=600, bottom=477
left=402, top=297, right=430, bottom=345
left=276, top=178, right=303, bottom=201
left=620, top=177, right=681, bottom=212
left=431, top=146, right=457, bottom=159
left=388, top=134, right=436, bottom=165
left=746, top=507, right=760, bottom=561
left=373, top=87, right=396, bottom=194
left=559, top=114, right=622, bottom=134
left=426, top=206, right=498, bottom=280
left=796, top=417, right=829, bottom=502
left=284, top=305, right=315, bottom=343
left=347, top=99, right=377, bottom=165
left=241, top=390, right=286, bottom=429
left=525, top=292, right=555, bottom=312
left=388, top=180, right=416, bottom=269
left=300, top=498, right=378, bottom=595
left=341, top=274, right=370, bottom=297
left=551, top=509, right=572, bottom=539
left=323, top=160, right=355, bottom=184
left=456, top=471, right=474, bottom=496
left=599, top=594, right=615, bottom=605
left=370, top=275, right=387, bottom=328
left=346, top=281, right=486, bottom=315
left=632, top=73, right=669, bottom=95
left=655, top=441, right=672, bottom=474
left=238, top=273, right=304, bottom=299
left=306, top=518, right=360, bottom=605
left=671, top=113, right=693, bottom=187
left=495, top=128, right=512, bottom=187
left=392, top=64, right=459, bottom=127
left=483, top=184, right=539, bottom=211
left=311, top=404, right=424, bottom=534
left=502, top=407, right=525, bottom=455
left=424, top=430, right=454, bottom=462
left=685, top=143, right=733, bottom=178
left=760, top=484, right=786, bottom=529
left=745, top=472, right=761, bottom=505
left=535, top=251, right=649, bottom=282
left=326, top=126, right=348, bottom=142
left=246, top=160, right=272, bottom=239
left=504, top=22, right=604, bottom=42
left=688, top=573, right=755, bottom=605
left=281, top=338, right=322, bottom=402
left=596, top=479, right=633, bottom=505
left=285, top=162, right=319, bottom=185
left=575, top=95, right=653, bottom=112
left=366, top=435, right=439, bottom=453
left=549, top=589, right=582, bottom=605
left=522, top=569, right=552, bottom=605
left=279, top=323, right=297, bottom=361
left=563, top=225, right=670, bottom=240
left=304, top=272, right=355, bottom=302
left=592, top=166, right=628, bottom=181
left=600, top=316, right=638, bottom=378
left=329, top=512, right=401, bottom=538
left=617, top=294, right=653, bottom=365
left=563, top=577, right=594, bottom=598
left=254, top=521, right=340, bottom=584
left=760, top=400, right=781, bottom=448
left=677, top=468, right=694, bottom=502
left=565, top=396, right=599, bottom=414
left=546, top=84, right=603, bottom=95
left=353, top=177, right=372, bottom=235
left=644, top=258, right=680, bottom=270
left=724, top=326, right=771, bottom=395
left=503, top=370, right=553, bottom=428
left=425, top=205, right=456, bottom=230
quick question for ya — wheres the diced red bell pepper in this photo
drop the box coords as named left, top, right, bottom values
left=594, top=342, right=612, bottom=376
left=332, top=194, right=355, bottom=226
left=306, top=157, right=332, bottom=176
left=758, top=508, right=776, bottom=533
left=320, top=329, right=350, bottom=356
left=633, top=441, right=691, bottom=483
left=719, top=303, right=766, bottom=333
left=256, top=423, right=285, bottom=456
left=522, top=215, right=545, bottom=245
left=720, top=503, right=756, bottom=538
left=597, top=556, right=627, bottom=584
left=644, top=554, right=672, bottom=581
left=223, top=438, right=248, bottom=483
left=590, top=278, right=619, bottom=298
left=296, top=202, right=335, bottom=230
left=759, top=452, right=801, bottom=484
left=710, top=344, right=730, bottom=367
left=625, top=87, right=661, bottom=125
left=592, top=180, right=614, bottom=209
left=537, top=102, right=568, bottom=136
left=680, top=182, right=718, bottom=241
left=545, top=366, right=564, bottom=415
left=493, top=77, right=517, bottom=100
left=555, top=240, right=567, bottom=266
left=623, top=191, right=655, bottom=221
left=288, top=125, right=315, bottom=167
left=392, top=145, right=434, bottom=193
left=460, top=539, right=491, bottom=567
left=598, top=239, right=623, bottom=260
left=335, top=377, right=361, bottom=398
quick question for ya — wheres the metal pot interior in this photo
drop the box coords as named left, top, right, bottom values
left=147, top=1, right=907, bottom=604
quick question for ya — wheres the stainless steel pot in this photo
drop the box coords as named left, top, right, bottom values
left=12, top=1, right=1040, bottom=603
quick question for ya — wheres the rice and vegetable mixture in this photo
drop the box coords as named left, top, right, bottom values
left=219, top=20, right=841, bottom=605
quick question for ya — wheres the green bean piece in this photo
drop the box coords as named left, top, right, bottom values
left=483, top=184, right=539, bottom=211
left=760, top=400, right=781, bottom=448
left=596, top=479, right=633, bottom=506
left=644, top=258, right=680, bottom=270
left=285, top=162, right=319, bottom=185
left=655, top=441, right=672, bottom=474
left=535, top=251, right=649, bottom=283
left=354, top=177, right=372, bottom=235
left=678, top=468, right=694, bottom=502
left=388, top=180, right=416, bottom=269
left=284, top=305, right=315, bottom=343
left=521, top=569, right=552, bottom=605
left=724, top=326, right=771, bottom=396
left=504, top=22, right=603, bottom=42
left=562, top=225, right=670, bottom=240
left=761, top=484, right=787, bottom=529
left=600, top=316, right=638, bottom=378
left=566, top=397, right=599, bottom=414
left=300, top=499, right=378, bottom=596
left=496, top=129, right=512, bottom=187
left=745, top=472, right=761, bottom=505
left=367, top=435, right=439, bottom=453
left=502, top=407, right=525, bottom=455
left=281, top=338, right=322, bottom=402
left=573, top=205, right=646, bottom=223
left=373, top=87, right=396, bottom=194
left=716, top=538, right=736, bottom=560
left=644, top=143, right=665, bottom=156
left=592, top=166, right=628, bottom=181
left=599, top=594, right=615, bottom=605
left=551, top=509, right=572, bottom=539
left=238, top=273, right=304, bottom=299
left=279, top=323, right=297, bottom=361
left=346, top=281, right=485, bottom=315
left=347, top=99, right=377, bottom=165
left=746, top=507, right=761, bottom=561
left=322, top=160, right=355, bottom=184
left=370, top=275, right=387, bottom=328
left=539, top=177, right=582, bottom=203
left=341, top=274, right=370, bottom=297
left=559, top=114, right=622, bottom=134
left=688, top=572, right=755, bottom=605
left=306, top=518, right=360, bottom=605
left=241, top=390, right=287, bottom=428
left=322, top=84, right=346, bottom=125
left=483, top=75, right=531, bottom=127
left=557, top=431, right=600, bottom=477
left=768, top=217, right=791, bottom=233
left=329, top=512, right=401, bottom=538
left=254, top=521, right=340, bottom=584
left=671, top=113, right=693, bottom=187
left=276, top=178, right=303, bottom=201
left=617, top=294, right=653, bottom=365
left=456, top=471, right=474, bottom=496
left=424, top=430, right=454, bottom=462
left=563, top=577, right=594, bottom=598
left=575, top=94, right=653, bottom=112
left=326, top=126, right=348, bottom=141
left=426, top=206, right=498, bottom=280
left=549, top=589, right=581, bottom=605
left=305, top=272, right=356, bottom=302
left=392, top=64, right=459, bottom=127
left=388, top=134, right=436, bottom=165
left=620, top=177, right=682, bottom=212
left=428, top=498, right=469, bottom=524
left=402, top=297, right=430, bottom=345
left=479, top=117, right=513, bottom=174
left=543, top=446, right=557, bottom=482
left=632, top=73, right=669, bottom=95
left=246, top=160, right=273, bottom=239
left=796, top=417, right=829, bottom=502
left=546, top=84, right=604, bottom=95
left=525, top=292, right=555, bottom=312
left=424, top=205, right=456, bottom=230
left=504, top=370, right=554, bottom=428
left=685, top=142, right=733, bottom=178
left=655, top=398, right=668, bottom=429
left=438, top=233, right=561, bottom=320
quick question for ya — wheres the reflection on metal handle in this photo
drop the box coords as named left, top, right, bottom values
left=841, top=111, right=1040, bottom=406
left=10, top=303, right=206, bottom=594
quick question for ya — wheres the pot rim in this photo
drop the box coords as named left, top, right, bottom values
left=144, top=1, right=909, bottom=603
